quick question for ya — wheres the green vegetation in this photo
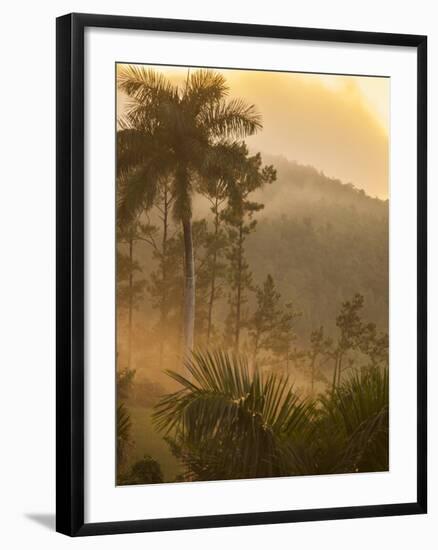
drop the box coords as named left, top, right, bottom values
left=120, top=454, right=164, bottom=485
left=153, top=351, right=388, bottom=481
left=153, top=350, right=313, bottom=480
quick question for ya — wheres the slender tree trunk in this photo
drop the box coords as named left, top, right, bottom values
left=206, top=268, right=216, bottom=345
left=234, top=222, right=244, bottom=353
left=252, top=331, right=260, bottom=373
left=332, top=353, right=344, bottom=394
left=182, top=217, right=195, bottom=355
left=331, top=353, right=339, bottom=395
left=310, top=353, right=316, bottom=396
left=159, top=186, right=169, bottom=367
left=337, top=355, right=343, bottom=387
left=177, top=291, right=184, bottom=362
left=128, top=237, right=134, bottom=369
left=206, top=201, right=220, bottom=345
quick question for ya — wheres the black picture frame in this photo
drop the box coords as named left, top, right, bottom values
left=56, top=12, right=427, bottom=537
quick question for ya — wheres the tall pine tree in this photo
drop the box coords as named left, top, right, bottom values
left=222, top=150, right=276, bottom=353
left=248, top=274, right=300, bottom=373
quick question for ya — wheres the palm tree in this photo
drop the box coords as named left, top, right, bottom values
left=319, top=366, right=389, bottom=473
left=117, top=66, right=262, bottom=356
left=153, top=350, right=314, bottom=480
left=287, top=366, right=389, bottom=476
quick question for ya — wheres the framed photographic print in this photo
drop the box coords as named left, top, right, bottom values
left=56, top=13, right=427, bottom=536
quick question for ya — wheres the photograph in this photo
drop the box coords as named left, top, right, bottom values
left=115, top=63, right=390, bottom=486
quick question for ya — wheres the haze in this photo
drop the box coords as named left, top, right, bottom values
left=117, top=64, right=389, bottom=199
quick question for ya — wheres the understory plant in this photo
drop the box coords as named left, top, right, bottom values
left=153, top=350, right=388, bottom=481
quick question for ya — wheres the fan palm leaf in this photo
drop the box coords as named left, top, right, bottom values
left=314, top=367, right=389, bottom=474
left=117, top=65, right=177, bottom=104
left=153, top=350, right=314, bottom=480
left=199, top=97, right=262, bottom=139
left=186, top=69, right=229, bottom=111
left=117, top=402, right=132, bottom=465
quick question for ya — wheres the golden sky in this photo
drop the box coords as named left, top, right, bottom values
left=117, top=65, right=389, bottom=199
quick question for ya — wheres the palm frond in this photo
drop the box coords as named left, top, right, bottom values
left=318, top=367, right=389, bottom=473
left=117, top=164, right=161, bottom=228
left=118, top=65, right=176, bottom=103
left=153, top=350, right=313, bottom=480
left=118, top=66, right=180, bottom=131
left=321, top=367, right=388, bottom=434
left=200, top=98, right=263, bottom=139
left=117, top=129, right=154, bottom=177
left=117, top=402, right=132, bottom=465
left=117, top=127, right=173, bottom=228
left=185, top=69, right=229, bottom=111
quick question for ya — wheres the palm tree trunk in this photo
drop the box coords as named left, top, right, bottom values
left=206, top=263, right=217, bottom=345
left=128, top=237, right=133, bottom=368
left=234, top=222, right=244, bottom=353
left=206, top=201, right=220, bottom=345
left=159, top=185, right=170, bottom=367
left=182, top=217, right=195, bottom=355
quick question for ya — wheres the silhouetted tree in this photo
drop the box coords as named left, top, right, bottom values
left=306, top=327, right=332, bottom=395
left=117, top=222, right=146, bottom=368
left=358, top=322, right=389, bottom=368
left=222, top=152, right=276, bottom=352
left=198, top=142, right=250, bottom=344
left=122, top=455, right=163, bottom=485
left=331, top=293, right=365, bottom=393
left=248, top=274, right=300, bottom=373
left=117, top=67, right=262, bottom=358
left=131, top=179, right=184, bottom=367
left=269, top=301, right=301, bottom=373
left=248, top=275, right=281, bottom=368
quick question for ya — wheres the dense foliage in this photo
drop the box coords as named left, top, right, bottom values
left=153, top=351, right=388, bottom=481
left=120, top=455, right=164, bottom=485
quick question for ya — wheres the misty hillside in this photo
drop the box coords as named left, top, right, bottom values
left=244, top=154, right=389, bottom=339
left=130, top=153, right=388, bottom=350
left=254, top=153, right=388, bottom=212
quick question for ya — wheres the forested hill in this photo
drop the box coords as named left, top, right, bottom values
left=253, top=153, right=388, bottom=215
left=245, top=154, right=389, bottom=339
